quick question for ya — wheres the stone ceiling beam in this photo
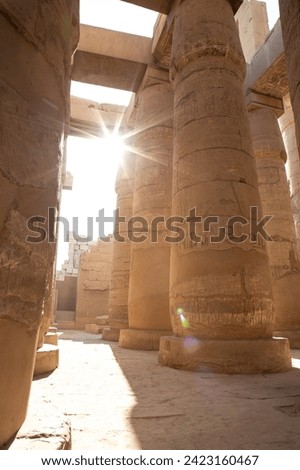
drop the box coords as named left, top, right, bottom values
left=245, top=20, right=288, bottom=99
left=78, top=25, right=152, bottom=64
left=70, top=96, right=126, bottom=138
left=120, top=0, right=174, bottom=14
left=121, top=0, right=243, bottom=14
left=72, top=51, right=147, bottom=92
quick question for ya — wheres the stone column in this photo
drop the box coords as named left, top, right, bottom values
left=158, top=0, right=291, bottom=373
left=279, top=94, right=300, bottom=254
left=119, top=67, right=173, bottom=350
left=248, top=99, right=300, bottom=348
left=76, top=239, right=113, bottom=329
left=37, top=266, right=56, bottom=349
left=0, top=1, right=79, bottom=447
left=102, top=152, right=135, bottom=342
left=279, top=0, right=300, bottom=150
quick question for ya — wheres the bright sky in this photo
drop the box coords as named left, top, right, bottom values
left=56, top=0, right=280, bottom=270
left=80, top=0, right=158, bottom=37
left=265, top=0, right=279, bottom=28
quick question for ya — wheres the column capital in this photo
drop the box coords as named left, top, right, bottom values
left=246, top=91, right=284, bottom=118
left=170, top=0, right=246, bottom=83
left=139, top=66, right=171, bottom=93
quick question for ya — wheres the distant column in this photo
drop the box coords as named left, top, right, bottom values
left=248, top=97, right=300, bottom=348
left=158, top=0, right=291, bottom=373
left=279, top=0, right=300, bottom=150
left=279, top=94, right=300, bottom=254
left=119, top=67, right=173, bottom=350
left=102, top=152, right=135, bottom=342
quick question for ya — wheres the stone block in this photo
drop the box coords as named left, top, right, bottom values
left=85, top=324, right=101, bottom=334
left=34, top=345, right=59, bottom=377
left=44, top=333, right=59, bottom=346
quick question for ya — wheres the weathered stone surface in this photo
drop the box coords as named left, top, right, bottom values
left=85, top=323, right=101, bottom=334
left=0, top=0, right=78, bottom=447
left=121, top=0, right=243, bottom=15
left=58, top=320, right=76, bottom=330
left=95, top=315, right=109, bottom=326
left=249, top=104, right=300, bottom=347
left=37, top=268, right=56, bottom=348
left=10, top=398, right=71, bottom=450
left=279, top=94, right=300, bottom=254
left=34, top=344, right=59, bottom=377
left=44, top=332, right=59, bottom=346
left=102, top=328, right=120, bottom=342
left=279, top=0, right=300, bottom=149
left=56, top=276, right=77, bottom=314
left=75, top=240, right=112, bottom=326
left=106, top=152, right=135, bottom=340
left=70, top=97, right=126, bottom=139
left=123, top=67, right=173, bottom=350
left=120, top=329, right=170, bottom=351
left=159, top=0, right=290, bottom=372
left=244, top=20, right=288, bottom=100
left=72, top=50, right=147, bottom=92
left=18, top=330, right=300, bottom=450
left=78, top=25, right=152, bottom=64
left=159, top=336, right=291, bottom=374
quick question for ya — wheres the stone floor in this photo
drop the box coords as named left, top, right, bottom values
left=15, top=330, right=300, bottom=449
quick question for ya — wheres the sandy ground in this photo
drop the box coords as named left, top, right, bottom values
left=16, top=330, right=300, bottom=449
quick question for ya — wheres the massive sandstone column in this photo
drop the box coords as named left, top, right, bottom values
left=0, top=1, right=78, bottom=447
left=119, top=67, right=173, bottom=350
left=102, top=153, right=135, bottom=342
left=248, top=102, right=300, bottom=348
left=279, top=94, right=300, bottom=254
left=158, top=0, right=291, bottom=373
left=279, top=0, right=300, bottom=150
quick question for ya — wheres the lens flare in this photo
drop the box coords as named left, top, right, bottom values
left=177, top=307, right=190, bottom=329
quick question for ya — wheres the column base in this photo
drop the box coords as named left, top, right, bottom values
left=274, top=331, right=300, bottom=349
left=102, top=328, right=120, bottom=342
left=119, top=329, right=173, bottom=351
left=158, top=336, right=291, bottom=374
left=34, top=344, right=59, bottom=377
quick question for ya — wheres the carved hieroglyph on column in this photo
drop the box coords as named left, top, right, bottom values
left=279, top=0, right=300, bottom=151
left=248, top=100, right=300, bottom=348
left=0, top=0, right=79, bottom=448
left=102, top=153, right=135, bottom=342
left=279, top=94, right=300, bottom=254
left=158, top=0, right=291, bottom=373
left=119, top=67, right=173, bottom=350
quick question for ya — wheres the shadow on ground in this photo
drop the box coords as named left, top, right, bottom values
left=108, top=340, right=300, bottom=450
left=58, top=329, right=101, bottom=345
